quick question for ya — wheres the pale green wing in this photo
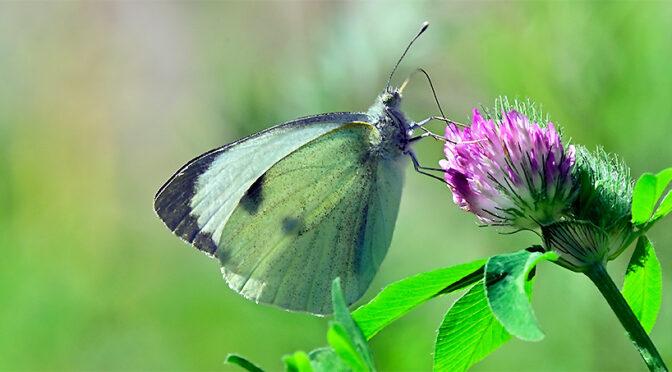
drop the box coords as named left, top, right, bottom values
left=154, top=113, right=368, bottom=255
left=218, top=123, right=405, bottom=315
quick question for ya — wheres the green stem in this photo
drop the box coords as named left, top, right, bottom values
left=585, top=263, right=668, bottom=371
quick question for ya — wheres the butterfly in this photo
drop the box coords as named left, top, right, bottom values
left=154, top=22, right=448, bottom=315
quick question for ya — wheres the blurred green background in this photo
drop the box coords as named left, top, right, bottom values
left=1, top=1, right=670, bottom=371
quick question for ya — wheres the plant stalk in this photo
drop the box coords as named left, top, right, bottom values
left=585, top=262, right=668, bottom=371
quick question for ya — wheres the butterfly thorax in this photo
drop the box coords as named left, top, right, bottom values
left=366, top=89, right=412, bottom=158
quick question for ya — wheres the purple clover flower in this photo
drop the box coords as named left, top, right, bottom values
left=440, top=108, right=576, bottom=229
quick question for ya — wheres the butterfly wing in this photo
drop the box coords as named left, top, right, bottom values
left=217, top=122, right=404, bottom=314
left=154, top=113, right=405, bottom=314
left=154, top=113, right=368, bottom=255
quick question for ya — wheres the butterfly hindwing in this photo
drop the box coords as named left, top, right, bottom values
left=154, top=113, right=368, bottom=256
left=217, top=122, right=404, bottom=314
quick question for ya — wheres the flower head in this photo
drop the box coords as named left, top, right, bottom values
left=440, top=103, right=576, bottom=229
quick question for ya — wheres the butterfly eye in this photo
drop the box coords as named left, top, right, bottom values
left=382, top=93, right=397, bottom=107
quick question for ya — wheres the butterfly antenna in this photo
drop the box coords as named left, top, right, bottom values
left=399, top=68, right=445, bottom=119
left=386, top=21, right=429, bottom=91
left=417, top=68, right=446, bottom=119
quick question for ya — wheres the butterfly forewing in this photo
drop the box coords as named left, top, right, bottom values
left=217, top=123, right=404, bottom=314
left=154, top=113, right=368, bottom=256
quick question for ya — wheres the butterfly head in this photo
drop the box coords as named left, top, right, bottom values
left=381, top=88, right=402, bottom=109
left=367, top=88, right=413, bottom=156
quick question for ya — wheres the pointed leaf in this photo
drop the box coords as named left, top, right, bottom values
left=283, top=351, right=314, bottom=372
left=485, top=248, right=557, bottom=341
left=654, top=168, right=672, bottom=198
left=352, top=259, right=486, bottom=339
left=226, top=354, right=266, bottom=372
left=622, top=236, right=662, bottom=333
left=434, top=281, right=512, bottom=372
left=327, top=323, right=368, bottom=372
left=649, top=168, right=672, bottom=222
left=331, top=278, right=374, bottom=370
left=632, top=173, right=658, bottom=225
left=652, top=189, right=672, bottom=221
left=282, top=280, right=375, bottom=372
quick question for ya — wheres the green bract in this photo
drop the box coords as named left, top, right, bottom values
left=540, top=146, right=638, bottom=270
left=572, top=146, right=633, bottom=228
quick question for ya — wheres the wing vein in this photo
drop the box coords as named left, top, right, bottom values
left=236, top=162, right=362, bottom=296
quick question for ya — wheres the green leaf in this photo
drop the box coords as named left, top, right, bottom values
left=331, top=278, right=374, bottom=370
left=327, top=323, right=368, bottom=372
left=226, top=354, right=266, bottom=372
left=283, top=351, right=314, bottom=372
left=632, top=168, right=672, bottom=225
left=654, top=168, right=672, bottom=198
left=307, top=348, right=350, bottom=372
left=485, top=248, right=557, bottom=342
left=434, top=281, right=512, bottom=372
left=652, top=189, right=672, bottom=220
left=352, top=259, right=486, bottom=339
left=651, top=168, right=672, bottom=221
left=283, top=280, right=376, bottom=372
left=622, top=236, right=662, bottom=334
left=632, top=173, right=658, bottom=225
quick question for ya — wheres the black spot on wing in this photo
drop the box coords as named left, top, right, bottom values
left=240, top=173, right=266, bottom=215
left=282, top=217, right=301, bottom=233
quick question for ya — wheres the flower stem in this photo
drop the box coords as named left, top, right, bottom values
left=585, top=263, right=668, bottom=371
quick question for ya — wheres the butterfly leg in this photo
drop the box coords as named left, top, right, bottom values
left=409, top=130, right=440, bottom=143
left=407, top=149, right=446, bottom=183
left=409, top=116, right=467, bottom=144
left=410, top=118, right=488, bottom=146
left=410, top=116, right=467, bottom=130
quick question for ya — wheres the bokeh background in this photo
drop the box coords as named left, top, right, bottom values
left=1, top=1, right=671, bottom=371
